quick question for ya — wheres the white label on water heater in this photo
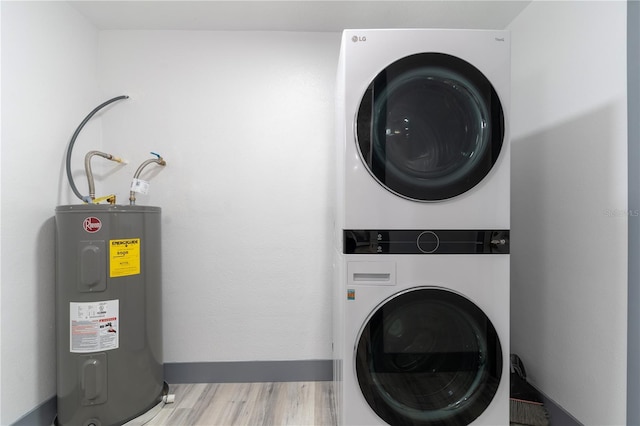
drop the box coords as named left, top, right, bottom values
left=130, top=178, right=150, bottom=194
left=70, top=299, right=119, bottom=353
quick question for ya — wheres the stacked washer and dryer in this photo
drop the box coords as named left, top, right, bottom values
left=333, top=29, right=510, bottom=425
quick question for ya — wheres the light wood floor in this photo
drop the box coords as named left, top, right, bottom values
left=146, top=382, right=336, bottom=426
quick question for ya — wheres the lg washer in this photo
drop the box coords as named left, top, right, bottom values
left=333, top=29, right=510, bottom=426
left=334, top=248, right=509, bottom=426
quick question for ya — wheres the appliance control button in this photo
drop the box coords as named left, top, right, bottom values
left=417, top=231, right=439, bottom=253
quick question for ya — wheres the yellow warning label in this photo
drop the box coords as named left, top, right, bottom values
left=109, top=238, right=141, bottom=277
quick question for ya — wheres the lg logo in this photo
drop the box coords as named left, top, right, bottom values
left=351, top=35, right=367, bottom=43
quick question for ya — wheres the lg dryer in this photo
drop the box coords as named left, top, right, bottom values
left=335, top=28, right=510, bottom=231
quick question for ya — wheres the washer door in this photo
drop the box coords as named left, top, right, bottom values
left=355, top=288, right=503, bottom=425
left=356, top=53, right=505, bottom=201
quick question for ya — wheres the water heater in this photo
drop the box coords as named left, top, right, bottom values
left=55, top=204, right=164, bottom=426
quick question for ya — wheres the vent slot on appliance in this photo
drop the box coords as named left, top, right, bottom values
left=353, top=273, right=391, bottom=282
left=347, top=262, right=396, bottom=286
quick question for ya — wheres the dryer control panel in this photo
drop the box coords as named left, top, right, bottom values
left=343, top=229, right=509, bottom=255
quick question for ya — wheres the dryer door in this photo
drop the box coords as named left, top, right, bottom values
left=355, top=287, right=502, bottom=425
left=356, top=53, right=504, bottom=201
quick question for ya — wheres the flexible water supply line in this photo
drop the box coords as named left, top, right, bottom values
left=65, top=95, right=129, bottom=203
left=129, top=152, right=167, bottom=205
left=84, top=150, right=126, bottom=201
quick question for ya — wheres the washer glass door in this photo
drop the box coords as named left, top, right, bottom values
left=356, top=53, right=505, bottom=201
left=355, top=288, right=503, bottom=425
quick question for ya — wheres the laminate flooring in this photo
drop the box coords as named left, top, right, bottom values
left=146, top=382, right=336, bottom=426
left=141, top=382, right=526, bottom=426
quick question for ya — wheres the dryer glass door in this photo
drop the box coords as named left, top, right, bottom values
left=355, top=288, right=503, bottom=425
left=356, top=53, right=504, bottom=201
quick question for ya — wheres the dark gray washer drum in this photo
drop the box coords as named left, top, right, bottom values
left=55, top=205, right=163, bottom=426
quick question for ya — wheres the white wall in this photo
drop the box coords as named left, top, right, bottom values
left=0, top=3, right=2, bottom=423
left=2, top=18, right=340, bottom=422
left=97, top=30, right=339, bottom=362
left=0, top=2, right=101, bottom=424
left=0, top=3, right=4, bottom=422
left=508, top=1, right=628, bottom=424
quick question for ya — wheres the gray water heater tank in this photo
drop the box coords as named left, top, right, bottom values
left=55, top=204, right=164, bottom=426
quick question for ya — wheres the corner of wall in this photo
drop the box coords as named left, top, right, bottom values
left=1, top=2, right=101, bottom=424
left=628, top=0, right=640, bottom=424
